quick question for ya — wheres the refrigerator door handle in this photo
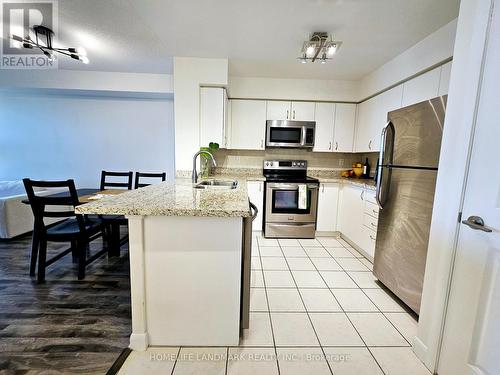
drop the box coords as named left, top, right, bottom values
left=376, top=121, right=394, bottom=209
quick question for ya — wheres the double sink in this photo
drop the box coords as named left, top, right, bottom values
left=194, top=179, right=238, bottom=190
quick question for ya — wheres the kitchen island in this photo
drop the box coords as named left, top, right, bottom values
left=76, top=179, right=251, bottom=349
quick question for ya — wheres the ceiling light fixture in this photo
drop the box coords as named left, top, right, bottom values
left=11, top=25, right=89, bottom=64
left=298, top=32, right=342, bottom=64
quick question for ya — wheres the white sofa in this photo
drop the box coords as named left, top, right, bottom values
left=0, top=181, right=65, bottom=239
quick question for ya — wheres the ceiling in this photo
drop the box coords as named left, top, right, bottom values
left=42, top=0, right=459, bottom=80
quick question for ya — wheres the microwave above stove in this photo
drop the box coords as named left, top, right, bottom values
left=266, top=120, right=315, bottom=149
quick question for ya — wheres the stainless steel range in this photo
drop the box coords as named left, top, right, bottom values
left=263, top=160, right=319, bottom=238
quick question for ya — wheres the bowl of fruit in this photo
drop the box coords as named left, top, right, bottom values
left=352, top=163, right=364, bottom=177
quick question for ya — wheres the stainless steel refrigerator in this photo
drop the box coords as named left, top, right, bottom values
left=374, top=96, right=447, bottom=315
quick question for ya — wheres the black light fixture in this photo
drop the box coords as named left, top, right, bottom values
left=11, top=25, right=89, bottom=64
left=298, top=32, right=342, bottom=64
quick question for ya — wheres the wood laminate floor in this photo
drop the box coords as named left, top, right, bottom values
left=0, top=233, right=131, bottom=374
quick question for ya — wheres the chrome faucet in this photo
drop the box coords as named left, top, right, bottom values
left=192, top=150, right=217, bottom=183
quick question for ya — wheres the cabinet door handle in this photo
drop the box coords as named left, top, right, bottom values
left=360, top=190, right=364, bottom=200
left=368, top=140, right=372, bottom=150
left=260, top=139, right=264, bottom=149
left=328, top=141, right=332, bottom=150
left=322, top=184, right=325, bottom=193
left=286, top=110, right=289, bottom=119
left=335, top=141, right=338, bottom=150
left=293, top=110, right=296, bottom=119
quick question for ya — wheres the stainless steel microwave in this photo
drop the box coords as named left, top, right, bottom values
left=265, top=120, right=315, bottom=148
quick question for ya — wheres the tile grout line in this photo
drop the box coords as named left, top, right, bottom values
left=338, top=253, right=414, bottom=348
left=300, top=237, right=387, bottom=375
left=277, top=239, right=335, bottom=375
left=256, top=234, right=281, bottom=375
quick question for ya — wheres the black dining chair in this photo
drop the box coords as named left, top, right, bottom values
left=99, top=171, right=133, bottom=255
left=100, top=171, right=133, bottom=190
left=134, top=172, right=166, bottom=189
left=23, top=178, right=108, bottom=282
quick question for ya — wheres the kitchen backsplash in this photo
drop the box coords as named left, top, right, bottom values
left=213, top=149, right=379, bottom=175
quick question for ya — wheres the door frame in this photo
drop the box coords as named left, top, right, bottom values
left=413, top=0, right=496, bottom=372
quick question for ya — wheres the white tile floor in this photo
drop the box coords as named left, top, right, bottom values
left=118, top=234, right=430, bottom=375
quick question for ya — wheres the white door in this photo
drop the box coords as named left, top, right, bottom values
left=266, top=101, right=291, bottom=120
left=438, top=2, right=500, bottom=374
left=334, top=103, right=356, bottom=152
left=291, top=101, right=316, bottom=121
left=230, top=100, right=266, bottom=150
left=316, top=183, right=339, bottom=232
left=247, top=181, right=264, bottom=232
left=313, top=103, right=335, bottom=152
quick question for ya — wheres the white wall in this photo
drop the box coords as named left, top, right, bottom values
left=173, top=57, right=228, bottom=171
left=0, top=92, right=175, bottom=188
left=358, top=19, right=457, bottom=100
left=228, top=76, right=359, bottom=102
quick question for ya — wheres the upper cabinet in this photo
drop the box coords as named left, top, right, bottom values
left=200, top=87, right=228, bottom=148
left=355, top=85, right=403, bottom=153
left=266, top=101, right=315, bottom=121
left=314, top=103, right=355, bottom=153
left=313, top=103, right=335, bottom=152
left=291, top=102, right=316, bottom=121
left=334, top=104, right=356, bottom=152
left=438, top=61, right=452, bottom=96
left=401, top=67, right=441, bottom=107
left=230, top=99, right=267, bottom=150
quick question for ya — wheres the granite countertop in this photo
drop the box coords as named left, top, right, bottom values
left=316, top=177, right=377, bottom=190
left=75, top=178, right=252, bottom=217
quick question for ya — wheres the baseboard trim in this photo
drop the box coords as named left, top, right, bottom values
left=412, top=336, right=435, bottom=373
left=129, top=333, right=148, bottom=351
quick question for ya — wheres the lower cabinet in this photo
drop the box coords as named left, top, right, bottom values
left=337, top=184, right=379, bottom=260
left=316, top=183, right=340, bottom=232
left=247, top=181, right=264, bottom=231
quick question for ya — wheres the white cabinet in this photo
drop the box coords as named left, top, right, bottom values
left=337, top=185, right=379, bottom=260
left=438, top=61, right=452, bottom=96
left=266, top=101, right=291, bottom=120
left=355, top=85, right=403, bottom=152
left=339, top=184, right=365, bottom=242
left=316, top=183, right=340, bottom=232
left=401, top=67, right=441, bottom=107
left=247, top=181, right=264, bottom=231
left=291, top=102, right=315, bottom=121
left=230, top=100, right=266, bottom=150
left=334, top=103, right=356, bottom=152
left=313, top=103, right=335, bottom=152
left=200, top=87, right=228, bottom=148
left=313, top=103, right=356, bottom=153
left=266, top=101, right=315, bottom=121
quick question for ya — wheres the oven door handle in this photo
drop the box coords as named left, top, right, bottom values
left=267, top=184, right=319, bottom=190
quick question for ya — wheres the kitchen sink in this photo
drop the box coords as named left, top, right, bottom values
left=194, top=179, right=238, bottom=190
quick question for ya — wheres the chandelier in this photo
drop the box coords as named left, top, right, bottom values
left=298, top=32, right=342, bottom=64
left=11, top=25, right=89, bottom=64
